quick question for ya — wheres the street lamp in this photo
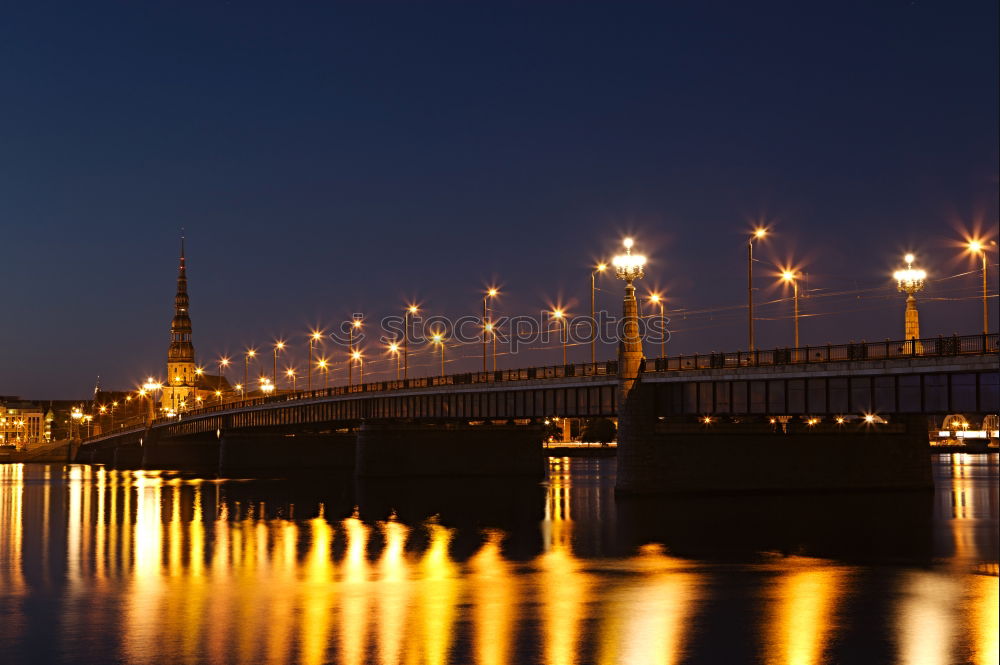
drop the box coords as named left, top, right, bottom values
left=388, top=342, right=401, bottom=380
left=967, top=239, right=995, bottom=334
left=218, top=356, right=230, bottom=396
left=348, top=318, right=363, bottom=387
left=142, top=378, right=162, bottom=424
left=235, top=383, right=244, bottom=400
left=780, top=270, right=801, bottom=348
left=273, top=341, right=285, bottom=386
left=431, top=332, right=446, bottom=378
left=317, top=359, right=329, bottom=389
left=404, top=305, right=418, bottom=380
left=308, top=330, right=323, bottom=391
left=647, top=293, right=666, bottom=359
left=747, top=227, right=768, bottom=351
left=259, top=376, right=275, bottom=397
left=244, top=349, right=256, bottom=394
left=483, top=288, right=499, bottom=372
left=352, top=349, right=364, bottom=384
left=70, top=406, right=83, bottom=441
left=591, top=262, right=607, bottom=363
left=285, top=368, right=297, bottom=392
left=551, top=308, right=568, bottom=365
left=894, top=253, right=927, bottom=353
left=613, top=237, right=647, bottom=381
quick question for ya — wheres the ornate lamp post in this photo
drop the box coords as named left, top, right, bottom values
left=613, top=238, right=646, bottom=388
left=894, top=254, right=926, bottom=354
left=591, top=262, right=607, bottom=363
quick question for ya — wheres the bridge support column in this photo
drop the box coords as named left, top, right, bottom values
left=218, top=432, right=356, bottom=477
left=614, top=276, right=654, bottom=493
left=140, top=431, right=220, bottom=471
left=355, top=421, right=545, bottom=478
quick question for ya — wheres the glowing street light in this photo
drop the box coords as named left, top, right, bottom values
left=308, top=330, right=323, bottom=391
left=647, top=292, right=666, bottom=359
left=551, top=308, right=568, bottom=365
left=259, top=376, right=275, bottom=396
left=285, top=368, right=297, bottom=392
left=966, top=239, right=995, bottom=334
left=780, top=270, right=801, bottom=348
left=431, top=332, right=446, bottom=378
left=591, top=262, right=607, bottom=363
left=352, top=349, right=364, bottom=384
left=894, top=253, right=927, bottom=351
left=273, top=340, right=285, bottom=386
left=218, top=356, right=230, bottom=396
left=243, top=349, right=257, bottom=394
left=317, top=358, right=329, bottom=389
left=483, top=287, right=499, bottom=372
left=348, top=317, right=363, bottom=386
left=747, top=227, right=768, bottom=351
left=404, top=305, right=418, bottom=380
left=141, top=378, right=162, bottom=424
left=387, top=342, right=401, bottom=380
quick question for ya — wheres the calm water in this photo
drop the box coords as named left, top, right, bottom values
left=0, top=455, right=997, bottom=665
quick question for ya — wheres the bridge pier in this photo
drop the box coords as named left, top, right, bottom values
left=218, top=431, right=355, bottom=477
left=355, top=420, right=545, bottom=478
left=140, top=431, right=219, bottom=471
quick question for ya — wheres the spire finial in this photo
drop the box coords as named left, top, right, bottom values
left=180, top=228, right=186, bottom=260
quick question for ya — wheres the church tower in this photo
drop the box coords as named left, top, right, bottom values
left=161, top=237, right=198, bottom=413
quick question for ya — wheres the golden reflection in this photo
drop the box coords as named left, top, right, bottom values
left=896, top=570, right=961, bottom=665
left=123, top=470, right=165, bottom=665
left=764, top=559, right=849, bottom=665
left=376, top=518, right=410, bottom=665
left=599, top=545, right=701, bottom=665
left=0, top=464, right=25, bottom=640
left=299, top=511, right=335, bottom=665
left=967, top=573, right=999, bottom=665
left=411, top=521, right=460, bottom=665
left=339, top=515, right=371, bottom=665
left=471, top=530, right=517, bottom=665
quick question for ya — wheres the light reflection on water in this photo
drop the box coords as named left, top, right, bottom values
left=0, top=455, right=996, bottom=665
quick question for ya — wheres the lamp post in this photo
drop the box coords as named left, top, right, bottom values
left=780, top=271, right=800, bottom=348
left=317, top=359, right=329, bottom=389
left=235, top=383, right=244, bottom=400
left=432, top=332, right=446, bottom=378
left=894, top=253, right=927, bottom=354
left=647, top=293, right=666, bottom=359
left=141, top=378, right=162, bottom=425
left=70, top=406, right=83, bottom=441
left=308, top=331, right=323, bottom=390
left=352, top=350, right=364, bottom=384
left=348, top=318, right=362, bottom=387
left=388, top=343, right=401, bottom=380
left=551, top=309, right=568, bottom=365
left=286, top=368, right=297, bottom=392
left=967, top=240, right=995, bottom=334
left=612, top=237, right=647, bottom=390
left=483, top=288, right=498, bottom=372
left=218, top=357, right=230, bottom=396
left=244, top=349, right=256, bottom=394
left=591, top=263, right=607, bottom=364
left=273, top=341, right=285, bottom=387
left=747, top=227, right=767, bottom=351
left=404, top=306, right=418, bottom=379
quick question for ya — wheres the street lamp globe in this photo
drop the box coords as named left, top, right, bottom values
left=612, top=238, right=646, bottom=283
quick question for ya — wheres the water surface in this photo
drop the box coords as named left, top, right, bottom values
left=0, top=454, right=997, bottom=664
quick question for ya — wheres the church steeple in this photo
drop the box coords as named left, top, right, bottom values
left=163, top=233, right=197, bottom=413
left=168, top=234, right=194, bottom=363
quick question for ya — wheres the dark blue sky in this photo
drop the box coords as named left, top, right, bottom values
left=2, top=1, right=997, bottom=398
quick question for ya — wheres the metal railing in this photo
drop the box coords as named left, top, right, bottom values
left=642, top=333, right=998, bottom=373
left=80, top=333, right=997, bottom=443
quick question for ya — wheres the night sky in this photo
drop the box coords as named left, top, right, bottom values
left=1, top=1, right=997, bottom=399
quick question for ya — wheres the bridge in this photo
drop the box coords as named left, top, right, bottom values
left=76, top=332, right=998, bottom=491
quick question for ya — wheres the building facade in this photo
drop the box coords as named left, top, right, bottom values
left=0, top=401, right=46, bottom=449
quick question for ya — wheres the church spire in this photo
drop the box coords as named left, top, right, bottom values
left=168, top=233, right=194, bottom=363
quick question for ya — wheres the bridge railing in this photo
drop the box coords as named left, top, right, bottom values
left=81, top=333, right=996, bottom=443
left=642, top=332, right=998, bottom=373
